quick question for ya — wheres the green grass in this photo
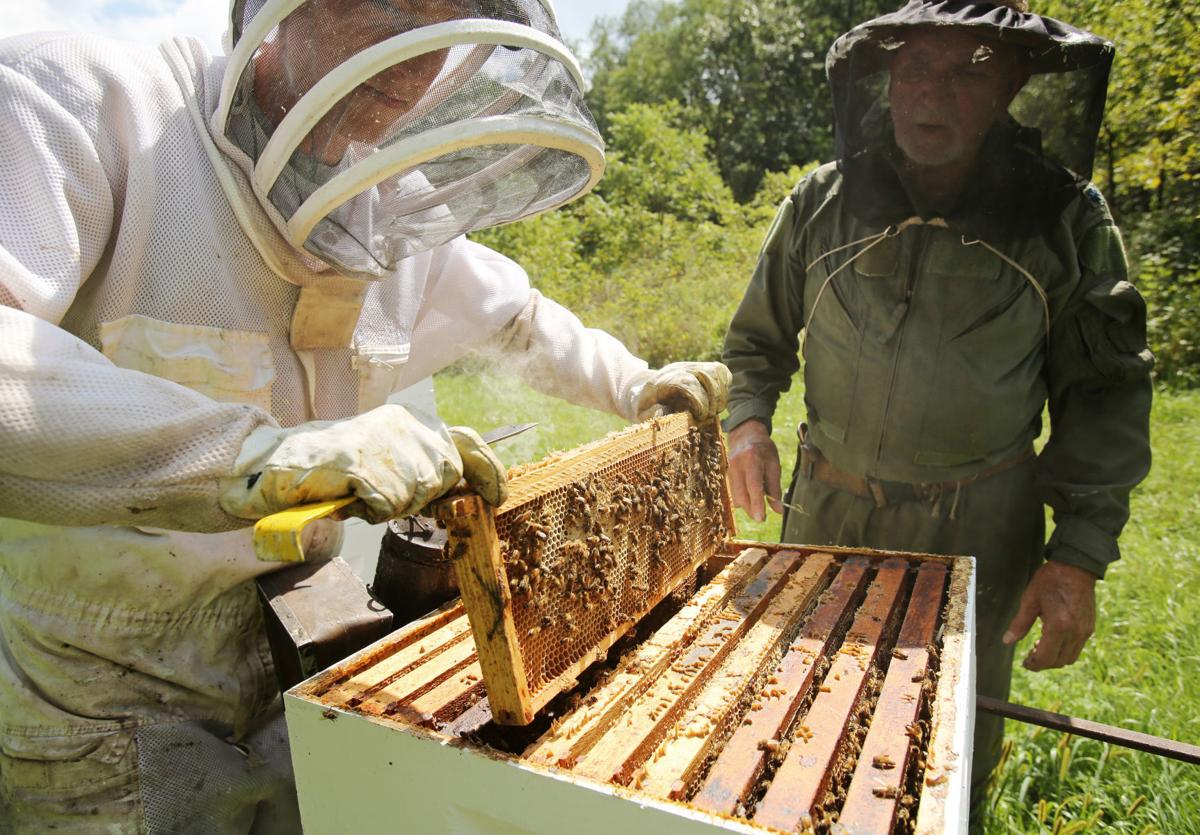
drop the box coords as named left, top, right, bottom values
left=435, top=370, right=1200, bottom=833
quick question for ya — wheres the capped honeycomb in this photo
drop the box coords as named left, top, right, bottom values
left=434, top=413, right=735, bottom=724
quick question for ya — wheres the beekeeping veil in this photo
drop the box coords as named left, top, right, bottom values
left=826, top=1, right=1114, bottom=238
left=213, top=0, right=603, bottom=279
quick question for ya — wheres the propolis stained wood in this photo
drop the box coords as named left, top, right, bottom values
left=432, top=414, right=734, bottom=725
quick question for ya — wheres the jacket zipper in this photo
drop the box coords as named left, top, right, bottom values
left=874, top=228, right=923, bottom=467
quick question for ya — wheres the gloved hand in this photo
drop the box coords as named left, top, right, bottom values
left=629, top=361, right=732, bottom=422
left=447, top=425, right=508, bottom=507
left=218, top=404, right=507, bottom=523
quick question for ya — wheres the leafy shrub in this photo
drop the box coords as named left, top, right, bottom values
left=473, top=101, right=780, bottom=365
left=1126, top=212, right=1200, bottom=388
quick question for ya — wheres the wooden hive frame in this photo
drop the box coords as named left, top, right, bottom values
left=432, top=413, right=736, bottom=724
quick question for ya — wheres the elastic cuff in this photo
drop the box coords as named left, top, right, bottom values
left=1046, top=544, right=1108, bottom=580
left=1045, top=515, right=1119, bottom=579
left=722, top=400, right=775, bottom=435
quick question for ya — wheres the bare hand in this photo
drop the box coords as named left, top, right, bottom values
left=1003, top=561, right=1097, bottom=671
left=727, top=420, right=783, bottom=523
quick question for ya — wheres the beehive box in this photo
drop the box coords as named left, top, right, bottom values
left=285, top=417, right=975, bottom=834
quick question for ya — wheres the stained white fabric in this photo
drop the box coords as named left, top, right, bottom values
left=628, top=361, right=733, bottom=422
left=0, top=27, right=649, bottom=826
left=483, top=287, right=651, bottom=420
left=219, top=404, right=467, bottom=523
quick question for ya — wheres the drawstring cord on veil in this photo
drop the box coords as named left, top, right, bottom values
left=803, top=217, right=1050, bottom=355
left=801, top=216, right=948, bottom=358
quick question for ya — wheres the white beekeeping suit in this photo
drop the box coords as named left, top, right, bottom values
left=0, top=1, right=729, bottom=830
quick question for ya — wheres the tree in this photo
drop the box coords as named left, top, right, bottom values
left=585, top=0, right=892, bottom=200
left=474, top=101, right=764, bottom=364
left=1036, top=0, right=1200, bottom=385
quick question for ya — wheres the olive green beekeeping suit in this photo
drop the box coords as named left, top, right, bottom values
left=724, top=156, right=1153, bottom=579
left=724, top=156, right=1152, bottom=827
left=722, top=2, right=1153, bottom=823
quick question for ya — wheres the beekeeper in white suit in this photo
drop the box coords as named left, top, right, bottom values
left=0, top=0, right=729, bottom=829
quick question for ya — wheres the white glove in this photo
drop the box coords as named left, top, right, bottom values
left=218, top=405, right=507, bottom=523
left=628, top=361, right=732, bottom=422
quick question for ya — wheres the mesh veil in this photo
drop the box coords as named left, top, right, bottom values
left=217, top=0, right=602, bottom=278
left=826, top=1, right=1113, bottom=239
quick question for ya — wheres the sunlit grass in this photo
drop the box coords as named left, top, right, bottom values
left=435, top=370, right=1200, bottom=832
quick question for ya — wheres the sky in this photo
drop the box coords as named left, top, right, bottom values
left=0, top=0, right=632, bottom=54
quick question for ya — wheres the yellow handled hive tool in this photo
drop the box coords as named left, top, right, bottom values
left=253, top=496, right=356, bottom=564
left=251, top=422, right=538, bottom=564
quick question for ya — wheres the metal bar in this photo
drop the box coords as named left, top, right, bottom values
left=482, top=422, right=538, bottom=446
left=977, top=696, right=1200, bottom=766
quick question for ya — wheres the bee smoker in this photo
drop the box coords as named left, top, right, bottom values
left=371, top=515, right=458, bottom=626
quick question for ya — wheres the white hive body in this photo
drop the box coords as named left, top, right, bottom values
left=286, top=416, right=975, bottom=834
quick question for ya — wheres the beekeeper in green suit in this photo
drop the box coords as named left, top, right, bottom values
left=721, top=0, right=1152, bottom=825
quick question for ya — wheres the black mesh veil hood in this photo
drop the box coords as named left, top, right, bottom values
left=826, top=1, right=1114, bottom=238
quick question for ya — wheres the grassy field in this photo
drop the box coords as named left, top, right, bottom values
left=435, top=371, right=1200, bottom=833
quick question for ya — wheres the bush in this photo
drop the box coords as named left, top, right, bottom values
left=473, top=101, right=782, bottom=366
left=1125, top=212, right=1200, bottom=388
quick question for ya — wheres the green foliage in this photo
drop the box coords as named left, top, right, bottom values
left=1026, top=1, right=1200, bottom=387
left=474, top=100, right=771, bottom=365
left=585, top=0, right=892, bottom=200
left=1126, top=212, right=1200, bottom=387
left=602, top=102, right=736, bottom=224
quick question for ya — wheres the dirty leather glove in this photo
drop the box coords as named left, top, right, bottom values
left=629, top=361, right=732, bottom=422
left=448, top=425, right=508, bottom=507
left=218, top=404, right=506, bottom=523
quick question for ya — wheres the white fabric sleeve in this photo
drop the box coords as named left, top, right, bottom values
left=405, top=237, right=650, bottom=419
left=0, top=55, right=113, bottom=321
left=0, top=306, right=274, bottom=532
left=0, top=53, right=274, bottom=532
left=493, top=290, right=651, bottom=420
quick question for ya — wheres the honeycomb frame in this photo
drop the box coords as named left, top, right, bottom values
left=433, top=413, right=735, bottom=724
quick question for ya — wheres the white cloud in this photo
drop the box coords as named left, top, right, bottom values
left=0, top=0, right=224, bottom=52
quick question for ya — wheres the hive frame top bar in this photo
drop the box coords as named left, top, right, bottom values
left=433, top=413, right=735, bottom=724
left=286, top=547, right=975, bottom=834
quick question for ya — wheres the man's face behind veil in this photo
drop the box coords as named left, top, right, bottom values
left=266, top=0, right=473, bottom=158
left=888, top=28, right=1025, bottom=170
